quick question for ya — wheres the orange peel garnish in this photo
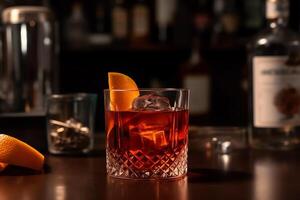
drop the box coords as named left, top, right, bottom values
left=108, top=72, right=139, bottom=111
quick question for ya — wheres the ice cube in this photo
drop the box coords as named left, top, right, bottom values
left=140, top=130, right=168, bottom=148
left=132, top=94, right=172, bottom=111
left=129, top=122, right=168, bottom=150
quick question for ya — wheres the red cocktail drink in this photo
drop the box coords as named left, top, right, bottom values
left=104, top=88, right=189, bottom=179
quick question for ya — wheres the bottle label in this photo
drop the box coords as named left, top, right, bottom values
left=253, top=56, right=300, bottom=128
left=184, top=75, right=210, bottom=115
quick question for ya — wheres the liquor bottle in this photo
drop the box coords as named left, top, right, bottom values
left=242, top=0, right=264, bottom=36
left=173, top=0, right=193, bottom=47
left=131, top=0, right=150, bottom=43
left=111, top=0, right=128, bottom=43
left=95, top=1, right=106, bottom=33
left=155, top=0, right=177, bottom=43
left=90, top=1, right=112, bottom=46
left=193, top=0, right=212, bottom=46
left=211, top=0, right=240, bottom=49
left=181, top=37, right=211, bottom=124
left=64, top=2, right=88, bottom=47
left=249, top=0, right=300, bottom=150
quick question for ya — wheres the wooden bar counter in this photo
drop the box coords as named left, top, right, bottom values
left=1, top=133, right=300, bottom=200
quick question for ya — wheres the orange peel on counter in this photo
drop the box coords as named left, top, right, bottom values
left=0, top=134, right=44, bottom=171
left=0, top=162, right=8, bottom=171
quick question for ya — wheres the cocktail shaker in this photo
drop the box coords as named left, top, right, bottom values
left=0, top=6, right=58, bottom=114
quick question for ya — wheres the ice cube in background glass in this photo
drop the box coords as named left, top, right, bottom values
left=132, top=94, right=172, bottom=111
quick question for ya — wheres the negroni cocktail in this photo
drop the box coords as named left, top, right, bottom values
left=105, top=73, right=189, bottom=179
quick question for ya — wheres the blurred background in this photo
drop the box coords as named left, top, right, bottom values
left=1, top=0, right=300, bottom=131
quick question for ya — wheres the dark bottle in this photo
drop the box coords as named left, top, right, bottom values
left=193, top=0, right=213, bottom=46
left=95, top=1, right=106, bottom=33
left=181, top=38, right=211, bottom=124
left=155, top=0, right=176, bottom=43
left=131, top=0, right=150, bottom=44
left=173, top=0, right=192, bottom=46
left=111, top=0, right=128, bottom=42
left=242, top=0, right=264, bottom=36
left=64, top=2, right=88, bottom=47
left=211, top=0, right=240, bottom=49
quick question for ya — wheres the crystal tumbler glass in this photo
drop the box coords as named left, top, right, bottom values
left=104, top=88, right=189, bottom=179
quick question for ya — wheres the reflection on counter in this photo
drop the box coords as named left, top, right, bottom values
left=189, top=126, right=247, bottom=154
left=107, top=176, right=188, bottom=200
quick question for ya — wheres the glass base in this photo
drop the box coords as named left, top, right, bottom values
left=106, top=145, right=187, bottom=180
left=250, top=139, right=300, bottom=150
left=249, top=125, right=300, bottom=150
left=250, top=129, right=300, bottom=150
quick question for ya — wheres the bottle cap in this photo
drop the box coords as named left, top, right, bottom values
left=266, top=0, right=289, bottom=19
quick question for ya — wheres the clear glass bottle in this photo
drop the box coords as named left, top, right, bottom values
left=249, top=0, right=300, bottom=150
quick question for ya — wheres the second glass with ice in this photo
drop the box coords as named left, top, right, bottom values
left=104, top=88, right=189, bottom=179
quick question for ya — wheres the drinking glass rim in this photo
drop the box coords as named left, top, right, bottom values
left=104, top=88, right=190, bottom=92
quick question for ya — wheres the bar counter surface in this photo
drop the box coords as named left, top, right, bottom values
left=1, top=134, right=300, bottom=200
